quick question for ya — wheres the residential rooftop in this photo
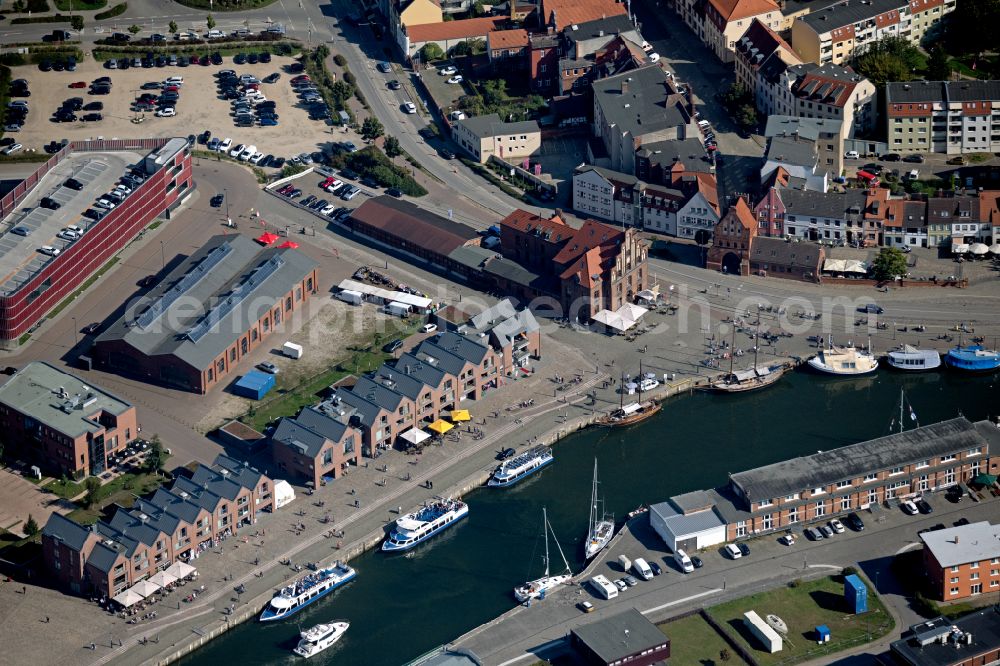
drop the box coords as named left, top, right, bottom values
left=892, top=606, right=1000, bottom=666
left=593, top=65, right=691, bottom=137
left=920, top=521, right=1000, bottom=568
left=455, top=113, right=540, bottom=140
left=0, top=361, right=133, bottom=439
left=886, top=80, right=1000, bottom=105
left=571, top=607, right=670, bottom=662
left=801, top=0, right=907, bottom=31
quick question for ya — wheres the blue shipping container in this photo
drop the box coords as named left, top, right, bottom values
left=844, top=574, right=868, bottom=614
left=233, top=371, right=275, bottom=400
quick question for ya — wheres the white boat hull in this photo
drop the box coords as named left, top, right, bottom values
left=293, top=621, right=349, bottom=658
left=514, top=573, right=571, bottom=602
left=584, top=521, right=614, bottom=559
left=807, top=352, right=878, bottom=375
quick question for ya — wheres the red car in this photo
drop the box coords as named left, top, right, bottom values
left=68, top=81, right=87, bottom=88
left=162, top=85, right=179, bottom=92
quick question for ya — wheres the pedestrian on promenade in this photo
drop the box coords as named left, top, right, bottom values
left=90, top=643, right=96, bottom=651
left=44, top=616, right=49, bottom=623
left=22, top=586, right=26, bottom=595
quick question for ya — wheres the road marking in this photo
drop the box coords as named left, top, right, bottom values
left=496, top=640, right=565, bottom=666
left=642, top=588, right=722, bottom=615
left=895, top=542, right=922, bottom=555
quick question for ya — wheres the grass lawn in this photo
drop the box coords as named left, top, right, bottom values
left=242, top=319, right=421, bottom=432
left=661, top=613, right=750, bottom=666
left=707, top=575, right=894, bottom=665
left=47, top=477, right=85, bottom=499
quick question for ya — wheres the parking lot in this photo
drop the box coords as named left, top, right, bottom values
left=3, top=54, right=333, bottom=161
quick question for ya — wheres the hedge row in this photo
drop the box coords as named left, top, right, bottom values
left=93, top=2, right=126, bottom=20
left=91, top=40, right=299, bottom=61
left=11, top=13, right=72, bottom=24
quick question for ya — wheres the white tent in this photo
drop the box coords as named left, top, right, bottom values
left=822, top=258, right=846, bottom=272
left=399, top=428, right=430, bottom=446
left=274, top=479, right=296, bottom=509
left=969, top=243, right=989, bottom=255
left=113, top=589, right=145, bottom=608
left=991, top=244, right=1000, bottom=255
left=165, top=561, right=196, bottom=579
left=148, top=570, right=178, bottom=588
left=130, top=579, right=161, bottom=597
left=953, top=243, right=970, bottom=254
left=592, top=303, right=648, bottom=332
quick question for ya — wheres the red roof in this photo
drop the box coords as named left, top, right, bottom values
left=709, top=0, right=779, bottom=22
left=489, top=28, right=529, bottom=50
left=727, top=197, right=756, bottom=230
left=408, top=17, right=504, bottom=43
left=540, top=0, right=627, bottom=30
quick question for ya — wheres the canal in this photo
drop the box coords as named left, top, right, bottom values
left=180, top=370, right=997, bottom=665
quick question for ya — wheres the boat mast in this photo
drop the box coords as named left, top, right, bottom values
left=638, top=360, right=643, bottom=402
left=899, top=388, right=904, bottom=434
left=589, top=459, right=598, bottom=537
left=542, top=507, right=550, bottom=577
left=753, top=320, right=760, bottom=372
left=619, top=374, right=624, bottom=412
left=729, top=322, right=737, bottom=377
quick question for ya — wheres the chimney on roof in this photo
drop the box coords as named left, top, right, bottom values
left=955, top=535, right=960, bottom=543
left=621, top=78, right=630, bottom=95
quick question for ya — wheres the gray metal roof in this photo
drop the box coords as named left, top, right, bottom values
left=488, top=309, right=539, bottom=349
left=386, top=354, right=449, bottom=395
left=321, top=388, right=381, bottom=428
left=575, top=164, right=642, bottom=187
left=765, top=116, right=843, bottom=142
left=95, top=235, right=317, bottom=372
left=593, top=65, right=690, bottom=138
left=571, top=607, right=669, bottom=662
left=920, top=521, right=1000, bottom=568
left=650, top=500, right=726, bottom=537
left=212, top=453, right=265, bottom=489
left=427, top=331, right=489, bottom=365
left=448, top=245, right=497, bottom=271
left=483, top=256, right=543, bottom=287
left=563, top=14, right=635, bottom=43
left=295, top=406, right=350, bottom=443
left=272, top=418, right=329, bottom=458
left=892, top=606, right=1000, bottom=666
left=635, top=138, right=711, bottom=173
left=0, top=361, right=133, bottom=440
left=731, top=417, right=990, bottom=502
left=352, top=376, right=406, bottom=412
left=470, top=299, right=518, bottom=330
left=801, top=0, right=904, bottom=30
left=86, top=542, right=123, bottom=573
left=42, top=512, right=92, bottom=551
left=455, top=114, right=540, bottom=141
left=765, top=134, right=818, bottom=169
left=781, top=188, right=865, bottom=220
left=887, top=80, right=1000, bottom=105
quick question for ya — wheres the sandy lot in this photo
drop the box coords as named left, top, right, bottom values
left=7, top=55, right=337, bottom=159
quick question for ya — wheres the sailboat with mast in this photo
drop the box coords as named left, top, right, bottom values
left=513, top=507, right=572, bottom=603
left=584, top=459, right=614, bottom=560
left=708, top=321, right=787, bottom=392
left=597, top=360, right=661, bottom=427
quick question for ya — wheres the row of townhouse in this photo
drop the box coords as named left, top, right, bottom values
left=271, top=301, right=542, bottom=482
left=572, top=161, right=722, bottom=240
left=736, top=22, right=877, bottom=139
left=672, top=0, right=784, bottom=63
left=650, top=417, right=1000, bottom=553
left=791, top=0, right=955, bottom=66
left=753, top=181, right=999, bottom=248
left=886, top=80, right=1000, bottom=156
left=42, top=455, right=274, bottom=598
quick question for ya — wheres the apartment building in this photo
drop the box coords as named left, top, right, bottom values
left=42, top=454, right=274, bottom=598
left=592, top=66, right=696, bottom=173
left=487, top=29, right=529, bottom=72
left=0, top=362, right=138, bottom=479
left=651, top=417, right=999, bottom=552
left=765, top=115, right=845, bottom=176
left=734, top=19, right=803, bottom=115
left=271, top=406, right=360, bottom=489
left=451, top=114, right=541, bottom=163
left=754, top=182, right=885, bottom=245
left=774, top=62, right=876, bottom=138
left=921, top=521, right=1000, bottom=601
left=761, top=132, right=830, bottom=192
left=704, top=0, right=783, bottom=63
left=883, top=193, right=990, bottom=249
left=792, top=0, right=955, bottom=66
left=886, top=80, right=1000, bottom=155
left=892, top=607, right=1000, bottom=666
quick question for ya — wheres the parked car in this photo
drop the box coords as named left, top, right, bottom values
left=438, top=65, right=457, bottom=76
left=38, top=245, right=61, bottom=257
left=577, top=601, right=595, bottom=613
left=383, top=339, right=404, bottom=353
left=649, top=561, right=662, bottom=576
left=818, top=524, right=834, bottom=538
left=377, top=61, right=392, bottom=73
left=901, top=500, right=919, bottom=515
left=903, top=154, right=925, bottom=163
left=10, top=226, right=30, bottom=236
left=724, top=543, right=742, bottom=559
left=882, top=153, right=901, bottom=162
left=420, top=323, right=438, bottom=334
left=64, top=178, right=83, bottom=190
left=916, top=499, right=933, bottom=514
left=257, top=362, right=279, bottom=374
left=622, top=575, right=638, bottom=587
left=829, top=518, right=846, bottom=534
left=846, top=512, right=865, bottom=531
left=210, top=194, right=225, bottom=207
left=805, top=527, right=824, bottom=541
left=447, top=75, right=464, bottom=84
left=779, top=533, right=796, bottom=546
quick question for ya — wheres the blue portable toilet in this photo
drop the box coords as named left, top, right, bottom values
left=233, top=371, right=275, bottom=400
left=844, top=574, right=868, bottom=614
left=815, top=625, right=831, bottom=644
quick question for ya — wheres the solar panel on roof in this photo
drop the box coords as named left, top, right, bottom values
left=186, top=255, right=285, bottom=344
left=136, top=242, right=233, bottom=329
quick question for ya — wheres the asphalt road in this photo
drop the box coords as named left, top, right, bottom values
left=456, top=491, right=1000, bottom=666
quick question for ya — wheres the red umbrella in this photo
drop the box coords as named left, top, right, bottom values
left=256, top=232, right=280, bottom=245
left=277, top=240, right=299, bottom=249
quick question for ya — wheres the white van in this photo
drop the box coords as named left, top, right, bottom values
left=632, top=557, right=654, bottom=581
left=164, top=76, right=183, bottom=86
left=845, top=150, right=860, bottom=159
left=907, top=169, right=919, bottom=181
left=617, top=554, right=631, bottom=572
left=589, top=575, right=618, bottom=600
left=674, top=549, right=694, bottom=573
left=206, top=29, right=225, bottom=39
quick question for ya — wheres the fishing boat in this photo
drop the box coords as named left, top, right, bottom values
left=887, top=345, right=941, bottom=371
left=807, top=339, right=878, bottom=375
left=488, top=446, right=554, bottom=488
left=513, top=507, right=572, bottom=603
left=945, top=345, right=1000, bottom=373
left=381, top=497, right=468, bottom=552
left=259, top=563, right=356, bottom=622
left=584, top=459, right=614, bottom=560
left=598, top=362, right=661, bottom=427
left=293, top=621, right=350, bottom=658
left=708, top=322, right=787, bottom=392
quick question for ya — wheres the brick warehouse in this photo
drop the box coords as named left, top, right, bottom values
left=0, top=138, right=192, bottom=347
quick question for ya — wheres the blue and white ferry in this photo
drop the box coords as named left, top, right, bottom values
left=381, top=498, right=468, bottom=552
left=487, top=446, right=554, bottom=488
left=259, top=563, right=356, bottom=622
left=945, top=345, right=1000, bottom=373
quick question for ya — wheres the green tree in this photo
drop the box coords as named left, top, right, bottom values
left=851, top=36, right=924, bottom=86
left=383, top=135, right=402, bottom=159
left=420, top=43, right=444, bottom=62
left=315, top=44, right=330, bottom=60
left=330, top=80, right=353, bottom=105
left=83, top=476, right=101, bottom=508
left=926, top=46, right=952, bottom=80
left=24, top=514, right=39, bottom=537
left=472, top=0, right=486, bottom=15
left=206, top=14, right=216, bottom=30
left=871, top=247, right=908, bottom=281
left=144, top=435, right=167, bottom=473
left=361, top=116, right=384, bottom=142
left=735, top=104, right=758, bottom=130
left=128, top=24, right=142, bottom=35
left=168, top=20, right=178, bottom=34
left=70, top=15, right=84, bottom=31
left=333, top=53, right=347, bottom=67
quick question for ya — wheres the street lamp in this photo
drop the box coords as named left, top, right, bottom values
left=159, top=241, right=165, bottom=272
left=72, top=317, right=78, bottom=346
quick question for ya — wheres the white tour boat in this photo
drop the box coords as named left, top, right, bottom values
left=808, top=340, right=878, bottom=376
left=514, top=507, right=572, bottom=603
left=487, top=446, right=553, bottom=488
left=293, top=621, right=350, bottom=658
left=887, top=345, right=941, bottom=371
left=381, top=497, right=468, bottom=552
left=259, top=563, right=356, bottom=622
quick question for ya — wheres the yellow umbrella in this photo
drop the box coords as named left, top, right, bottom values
left=450, top=409, right=471, bottom=422
left=427, top=419, right=454, bottom=434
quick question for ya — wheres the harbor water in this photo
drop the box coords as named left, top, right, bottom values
left=180, top=370, right=998, bottom=665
